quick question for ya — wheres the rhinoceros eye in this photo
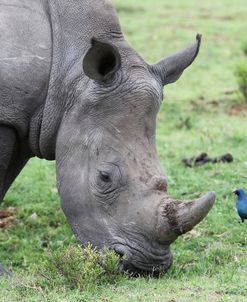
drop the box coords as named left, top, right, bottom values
left=94, top=165, right=125, bottom=196
left=99, top=171, right=111, bottom=183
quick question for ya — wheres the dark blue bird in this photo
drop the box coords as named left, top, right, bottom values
left=233, top=188, right=247, bottom=223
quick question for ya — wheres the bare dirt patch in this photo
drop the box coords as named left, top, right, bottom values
left=228, top=104, right=247, bottom=116
left=200, top=14, right=236, bottom=21
left=0, top=207, right=16, bottom=229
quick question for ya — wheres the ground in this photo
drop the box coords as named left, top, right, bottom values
left=0, top=0, right=247, bottom=301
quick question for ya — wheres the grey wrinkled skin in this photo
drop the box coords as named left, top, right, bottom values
left=0, top=0, right=216, bottom=275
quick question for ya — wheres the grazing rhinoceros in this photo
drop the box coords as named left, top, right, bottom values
left=0, top=0, right=215, bottom=275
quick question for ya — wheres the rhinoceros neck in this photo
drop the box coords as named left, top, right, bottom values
left=39, top=0, right=122, bottom=160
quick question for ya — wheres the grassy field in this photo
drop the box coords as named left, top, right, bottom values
left=1, top=0, right=247, bottom=301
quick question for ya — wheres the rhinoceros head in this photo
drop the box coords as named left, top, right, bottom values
left=54, top=33, right=215, bottom=275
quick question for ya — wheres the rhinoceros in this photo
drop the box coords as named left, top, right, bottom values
left=0, top=0, right=215, bottom=275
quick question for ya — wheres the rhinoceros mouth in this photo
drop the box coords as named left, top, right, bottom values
left=118, top=259, right=172, bottom=277
left=112, top=243, right=173, bottom=276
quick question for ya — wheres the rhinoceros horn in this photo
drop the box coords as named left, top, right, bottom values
left=152, top=34, right=202, bottom=85
left=157, top=192, right=215, bottom=243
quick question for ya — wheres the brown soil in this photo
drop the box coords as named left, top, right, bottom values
left=200, top=14, right=235, bottom=21
left=0, top=207, right=16, bottom=229
left=228, top=104, right=247, bottom=116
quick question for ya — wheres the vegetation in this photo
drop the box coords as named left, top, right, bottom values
left=235, top=39, right=247, bottom=103
left=38, top=245, right=122, bottom=291
left=235, top=61, right=247, bottom=102
left=242, top=41, right=247, bottom=57
left=1, top=0, right=247, bottom=301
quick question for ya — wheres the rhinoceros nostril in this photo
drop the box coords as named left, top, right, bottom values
left=114, top=246, right=126, bottom=258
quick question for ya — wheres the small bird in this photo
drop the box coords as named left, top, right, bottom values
left=233, top=188, right=247, bottom=223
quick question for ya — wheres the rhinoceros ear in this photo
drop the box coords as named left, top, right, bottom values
left=83, top=38, right=121, bottom=82
left=152, top=34, right=201, bottom=86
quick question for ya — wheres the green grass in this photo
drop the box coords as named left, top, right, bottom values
left=235, top=60, right=247, bottom=102
left=1, top=0, right=247, bottom=301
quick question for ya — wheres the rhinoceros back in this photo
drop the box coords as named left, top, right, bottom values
left=0, top=0, right=51, bottom=138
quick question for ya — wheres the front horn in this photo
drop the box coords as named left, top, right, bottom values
left=171, top=191, right=216, bottom=234
left=156, top=192, right=216, bottom=244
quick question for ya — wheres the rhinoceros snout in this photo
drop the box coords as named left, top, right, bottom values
left=114, top=244, right=173, bottom=276
left=117, top=254, right=173, bottom=277
left=110, top=192, right=215, bottom=275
